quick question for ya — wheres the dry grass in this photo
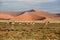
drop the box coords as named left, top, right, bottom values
left=0, top=22, right=60, bottom=40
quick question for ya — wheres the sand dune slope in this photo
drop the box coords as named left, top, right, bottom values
left=11, top=12, right=45, bottom=21
left=27, top=9, right=60, bottom=21
left=0, top=9, right=60, bottom=21
left=0, top=14, right=14, bottom=20
left=11, top=9, right=60, bottom=21
left=0, top=11, right=21, bottom=16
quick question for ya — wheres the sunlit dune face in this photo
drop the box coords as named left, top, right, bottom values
left=11, top=12, right=45, bottom=21
left=11, top=9, right=60, bottom=21
left=0, top=11, right=21, bottom=16
left=0, top=9, right=60, bottom=21
left=0, top=14, right=14, bottom=20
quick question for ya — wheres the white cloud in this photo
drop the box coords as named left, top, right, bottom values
left=17, top=0, right=56, bottom=3
left=2, top=3, right=8, bottom=5
left=0, top=0, right=56, bottom=3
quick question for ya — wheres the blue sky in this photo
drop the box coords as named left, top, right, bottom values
left=0, top=0, right=60, bottom=13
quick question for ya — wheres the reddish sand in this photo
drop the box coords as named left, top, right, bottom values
left=0, top=14, right=14, bottom=20
left=0, top=9, right=60, bottom=21
left=27, top=9, right=60, bottom=21
left=0, top=11, right=21, bottom=16
left=11, top=12, right=44, bottom=21
left=11, top=9, right=60, bottom=21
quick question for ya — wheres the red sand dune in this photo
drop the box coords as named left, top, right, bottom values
left=27, top=9, right=60, bottom=21
left=0, top=14, right=14, bottom=20
left=0, top=11, right=22, bottom=16
left=11, top=9, right=60, bottom=21
left=0, top=9, right=60, bottom=21
left=28, top=9, right=57, bottom=17
left=11, top=12, right=45, bottom=21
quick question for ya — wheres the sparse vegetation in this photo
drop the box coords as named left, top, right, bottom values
left=54, top=31, right=60, bottom=35
left=0, top=21, right=60, bottom=40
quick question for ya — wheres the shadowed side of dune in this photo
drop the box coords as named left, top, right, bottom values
left=0, top=9, right=60, bottom=21
left=11, top=9, right=60, bottom=21
left=11, top=12, right=46, bottom=21
left=27, top=9, right=60, bottom=21
left=56, top=14, right=60, bottom=17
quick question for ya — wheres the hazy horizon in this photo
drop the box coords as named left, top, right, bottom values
left=0, top=0, right=60, bottom=13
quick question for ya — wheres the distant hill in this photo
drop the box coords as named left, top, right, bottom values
left=0, top=11, right=22, bottom=16
left=0, top=9, right=60, bottom=21
left=11, top=9, right=60, bottom=21
left=11, top=12, right=46, bottom=21
left=0, top=14, right=14, bottom=20
left=56, top=14, right=60, bottom=16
